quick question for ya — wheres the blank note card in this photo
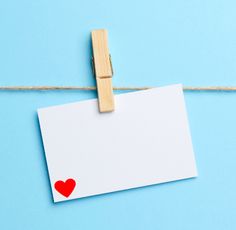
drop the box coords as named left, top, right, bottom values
left=38, top=84, right=197, bottom=202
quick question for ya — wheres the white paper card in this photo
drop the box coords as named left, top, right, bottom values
left=38, top=84, right=197, bottom=202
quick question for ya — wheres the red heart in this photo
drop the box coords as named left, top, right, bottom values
left=54, top=178, right=76, bottom=198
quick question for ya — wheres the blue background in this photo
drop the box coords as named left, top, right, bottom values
left=0, top=0, right=236, bottom=229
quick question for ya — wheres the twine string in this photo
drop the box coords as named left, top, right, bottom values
left=0, top=86, right=236, bottom=91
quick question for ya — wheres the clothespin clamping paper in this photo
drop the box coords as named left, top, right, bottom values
left=91, top=29, right=114, bottom=113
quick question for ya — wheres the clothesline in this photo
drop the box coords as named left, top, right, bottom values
left=1, top=86, right=236, bottom=91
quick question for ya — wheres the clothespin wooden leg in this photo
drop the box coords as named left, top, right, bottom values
left=96, top=78, right=114, bottom=112
left=91, top=29, right=114, bottom=113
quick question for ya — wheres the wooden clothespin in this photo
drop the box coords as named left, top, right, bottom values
left=91, top=29, right=114, bottom=113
